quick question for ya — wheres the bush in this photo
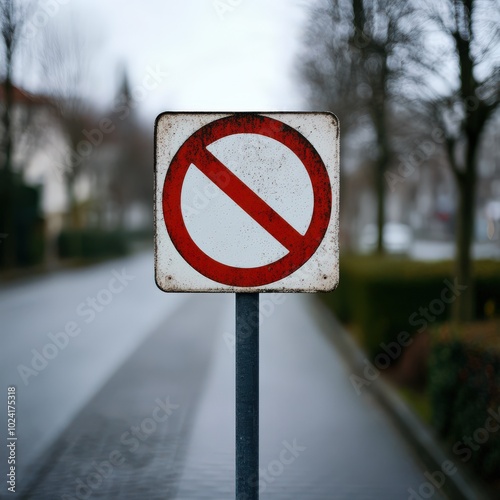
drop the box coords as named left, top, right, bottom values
left=428, top=335, right=500, bottom=479
left=0, top=171, right=45, bottom=269
left=321, top=255, right=500, bottom=358
left=58, top=229, right=128, bottom=260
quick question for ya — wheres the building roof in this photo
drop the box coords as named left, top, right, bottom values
left=0, top=83, right=52, bottom=107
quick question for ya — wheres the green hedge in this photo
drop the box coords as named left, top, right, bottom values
left=57, top=229, right=128, bottom=260
left=429, top=338, right=500, bottom=479
left=321, top=255, right=500, bottom=357
left=0, top=171, right=45, bottom=269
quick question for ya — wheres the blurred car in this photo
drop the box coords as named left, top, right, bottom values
left=484, top=200, right=500, bottom=241
left=358, top=223, right=413, bottom=254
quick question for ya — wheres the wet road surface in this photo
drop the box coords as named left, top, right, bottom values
left=0, top=252, right=446, bottom=499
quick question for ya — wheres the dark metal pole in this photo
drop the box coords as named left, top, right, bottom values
left=235, top=292, right=259, bottom=500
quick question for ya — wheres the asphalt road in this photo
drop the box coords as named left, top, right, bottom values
left=0, top=252, right=447, bottom=499
left=0, top=252, right=187, bottom=494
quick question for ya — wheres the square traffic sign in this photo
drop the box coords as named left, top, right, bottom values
left=154, top=112, right=339, bottom=292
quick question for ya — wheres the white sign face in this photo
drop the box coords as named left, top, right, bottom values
left=154, top=112, right=339, bottom=292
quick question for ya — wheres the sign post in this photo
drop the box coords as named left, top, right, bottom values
left=235, top=293, right=259, bottom=499
left=155, top=112, right=339, bottom=499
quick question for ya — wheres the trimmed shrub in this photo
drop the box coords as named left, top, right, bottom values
left=57, top=229, right=128, bottom=260
left=0, top=171, right=45, bottom=268
left=428, top=335, right=500, bottom=479
left=321, top=255, right=500, bottom=358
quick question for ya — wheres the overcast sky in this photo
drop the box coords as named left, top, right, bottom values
left=22, top=0, right=311, bottom=121
left=18, top=0, right=313, bottom=213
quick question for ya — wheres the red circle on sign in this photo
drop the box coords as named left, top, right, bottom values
left=162, top=114, right=332, bottom=287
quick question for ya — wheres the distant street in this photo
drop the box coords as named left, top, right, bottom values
left=409, top=239, right=500, bottom=261
left=0, top=252, right=186, bottom=488
left=0, top=252, right=446, bottom=499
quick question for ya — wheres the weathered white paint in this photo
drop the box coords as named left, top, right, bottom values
left=154, top=112, right=340, bottom=292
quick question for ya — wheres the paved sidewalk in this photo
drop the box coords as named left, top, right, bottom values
left=21, top=294, right=225, bottom=499
left=21, top=293, right=447, bottom=499
left=175, top=294, right=446, bottom=499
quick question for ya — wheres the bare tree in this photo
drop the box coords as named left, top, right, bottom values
left=300, top=0, right=500, bottom=324
left=36, top=16, right=94, bottom=229
left=0, top=0, right=28, bottom=174
left=0, top=0, right=33, bottom=267
left=400, top=0, right=500, bottom=322
left=81, top=67, right=153, bottom=233
left=299, top=0, right=407, bottom=253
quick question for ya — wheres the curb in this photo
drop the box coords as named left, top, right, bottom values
left=310, top=297, right=492, bottom=500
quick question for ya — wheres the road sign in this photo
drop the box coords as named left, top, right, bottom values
left=154, top=112, right=339, bottom=292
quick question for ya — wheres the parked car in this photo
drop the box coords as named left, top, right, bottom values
left=358, top=223, right=413, bottom=254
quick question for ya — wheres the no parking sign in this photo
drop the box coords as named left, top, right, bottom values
left=154, top=112, right=339, bottom=292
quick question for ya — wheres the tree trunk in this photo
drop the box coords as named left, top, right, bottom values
left=65, top=177, right=76, bottom=229
left=453, top=177, right=475, bottom=322
left=372, top=91, right=389, bottom=256
left=452, top=138, right=478, bottom=324
left=1, top=61, right=18, bottom=268
left=2, top=80, right=13, bottom=175
left=375, top=159, right=385, bottom=254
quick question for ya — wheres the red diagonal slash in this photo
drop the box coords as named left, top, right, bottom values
left=191, top=147, right=304, bottom=252
left=161, top=113, right=332, bottom=288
